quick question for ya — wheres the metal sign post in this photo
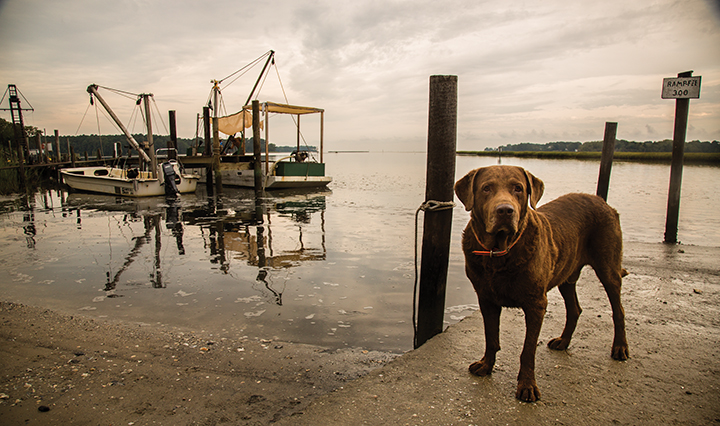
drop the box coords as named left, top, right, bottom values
left=662, top=71, right=701, bottom=244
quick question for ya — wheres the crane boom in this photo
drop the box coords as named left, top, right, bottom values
left=86, top=84, right=151, bottom=164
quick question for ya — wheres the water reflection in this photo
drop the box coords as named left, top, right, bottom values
left=104, top=213, right=164, bottom=292
left=59, top=189, right=329, bottom=310
left=2, top=153, right=718, bottom=353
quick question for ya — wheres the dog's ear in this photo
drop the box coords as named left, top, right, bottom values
left=455, top=169, right=479, bottom=211
left=523, top=169, right=544, bottom=209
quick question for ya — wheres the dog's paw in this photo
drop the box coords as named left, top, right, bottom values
left=547, top=337, right=571, bottom=351
left=611, top=344, right=629, bottom=361
left=516, top=380, right=541, bottom=402
left=468, top=359, right=494, bottom=376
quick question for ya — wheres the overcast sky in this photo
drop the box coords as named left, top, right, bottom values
left=1, top=0, right=719, bottom=152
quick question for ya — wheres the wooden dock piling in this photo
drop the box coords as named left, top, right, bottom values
left=664, top=71, right=693, bottom=244
left=596, top=122, right=617, bottom=201
left=168, top=110, right=178, bottom=159
left=415, top=75, right=457, bottom=348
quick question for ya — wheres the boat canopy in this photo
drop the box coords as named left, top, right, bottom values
left=246, top=102, right=324, bottom=115
left=217, top=102, right=324, bottom=136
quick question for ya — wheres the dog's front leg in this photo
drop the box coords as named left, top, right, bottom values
left=516, top=302, right=547, bottom=402
left=469, top=300, right=501, bottom=376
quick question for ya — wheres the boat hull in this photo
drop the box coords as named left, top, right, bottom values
left=61, top=165, right=199, bottom=197
left=219, top=168, right=332, bottom=189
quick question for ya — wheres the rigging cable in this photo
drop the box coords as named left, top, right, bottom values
left=219, top=50, right=273, bottom=87
left=93, top=100, right=105, bottom=158
left=412, top=200, right=457, bottom=349
left=97, top=85, right=139, bottom=99
left=74, top=101, right=93, bottom=135
left=273, top=60, right=317, bottom=161
left=150, top=96, right=169, bottom=135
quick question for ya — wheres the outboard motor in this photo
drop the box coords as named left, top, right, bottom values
left=162, top=161, right=180, bottom=196
left=292, top=150, right=309, bottom=162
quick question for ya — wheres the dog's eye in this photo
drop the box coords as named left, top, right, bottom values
left=482, top=185, right=491, bottom=193
left=514, top=185, right=523, bottom=193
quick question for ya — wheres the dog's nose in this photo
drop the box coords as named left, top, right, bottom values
left=496, top=204, right=515, bottom=217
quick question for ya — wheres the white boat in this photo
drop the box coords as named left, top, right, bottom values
left=61, top=160, right=198, bottom=197
left=207, top=51, right=332, bottom=190
left=61, top=85, right=199, bottom=197
left=217, top=102, right=332, bottom=189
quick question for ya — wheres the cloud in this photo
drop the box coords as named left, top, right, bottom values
left=1, top=0, right=718, bottom=151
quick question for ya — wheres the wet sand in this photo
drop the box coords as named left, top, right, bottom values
left=2, top=242, right=719, bottom=425
left=0, top=301, right=397, bottom=425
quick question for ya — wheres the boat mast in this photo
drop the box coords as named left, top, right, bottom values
left=244, top=50, right=275, bottom=107
left=211, top=80, right=221, bottom=175
left=87, top=84, right=151, bottom=164
left=141, top=93, right=158, bottom=178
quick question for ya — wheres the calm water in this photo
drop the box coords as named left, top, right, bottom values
left=1, top=153, right=718, bottom=352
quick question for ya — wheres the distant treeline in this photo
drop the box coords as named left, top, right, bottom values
left=488, top=139, right=720, bottom=153
left=0, top=118, right=314, bottom=156
left=49, top=134, right=315, bottom=156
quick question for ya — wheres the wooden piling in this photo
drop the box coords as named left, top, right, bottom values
left=664, top=71, right=693, bottom=244
left=142, top=95, right=157, bottom=178
left=35, top=132, right=43, bottom=163
left=54, top=130, right=60, bottom=163
left=203, top=106, right=213, bottom=193
left=416, top=75, right=457, bottom=348
left=252, top=100, right=267, bottom=223
left=252, top=101, right=264, bottom=199
left=168, top=110, right=178, bottom=159
left=596, top=122, right=617, bottom=201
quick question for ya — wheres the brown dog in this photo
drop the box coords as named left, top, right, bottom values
left=454, top=165, right=629, bottom=402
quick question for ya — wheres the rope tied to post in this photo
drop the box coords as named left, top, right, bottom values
left=413, top=199, right=456, bottom=348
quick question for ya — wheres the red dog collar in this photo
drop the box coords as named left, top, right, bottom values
left=471, top=224, right=525, bottom=257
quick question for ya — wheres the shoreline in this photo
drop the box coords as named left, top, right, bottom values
left=3, top=243, right=719, bottom=424
left=457, top=150, right=720, bottom=165
left=0, top=301, right=398, bottom=425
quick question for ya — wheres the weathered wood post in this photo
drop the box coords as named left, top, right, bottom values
left=35, top=131, right=43, bottom=163
left=415, top=75, right=457, bottom=348
left=252, top=101, right=264, bottom=200
left=212, top=90, right=223, bottom=194
left=41, top=131, right=49, bottom=163
left=203, top=106, right=213, bottom=193
left=251, top=101, right=265, bottom=223
left=53, top=130, right=60, bottom=163
left=596, top=122, right=617, bottom=201
left=141, top=95, right=157, bottom=178
left=662, top=71, right=700, bottom=244
left=168, top=110, right=178, bottom=159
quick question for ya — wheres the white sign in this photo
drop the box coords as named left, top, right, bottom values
left=662, top=76, right=701, bottom=99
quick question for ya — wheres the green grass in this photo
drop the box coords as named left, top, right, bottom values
left=457, top=151, right=720, bottom=165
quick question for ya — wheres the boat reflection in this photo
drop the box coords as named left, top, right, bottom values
left=61, top=188, right=329, bottom=305
left=104, top=214, right=164, bottom=292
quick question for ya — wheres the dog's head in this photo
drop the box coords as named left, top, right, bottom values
left=454, top=165, right=544, bottom=250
